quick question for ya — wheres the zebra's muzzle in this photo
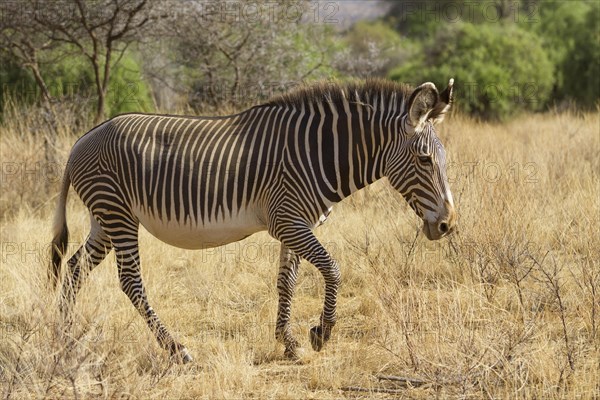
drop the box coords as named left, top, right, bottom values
left=422, top=219, right=453, bottom=240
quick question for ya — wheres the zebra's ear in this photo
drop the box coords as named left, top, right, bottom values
left=430, top=78, right=454, bottom=125
left=407, top=82, right=439, bottom=133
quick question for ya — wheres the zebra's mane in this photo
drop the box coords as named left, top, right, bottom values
left=262, top=78, right=414, bottom=111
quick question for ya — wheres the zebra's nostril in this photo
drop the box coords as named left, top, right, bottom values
left=439, top=222, right=449, bottom=233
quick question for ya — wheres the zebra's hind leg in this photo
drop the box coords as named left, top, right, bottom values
left=111, top=227, right=192, bottom=364
left=60, top=214, right=111, bottom=322
left=275, top=224, right=341, bottom=353
left=275, top=244, right=301, bottom=359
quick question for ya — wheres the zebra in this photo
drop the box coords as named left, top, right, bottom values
left=50, top=78, right=456, bottom=362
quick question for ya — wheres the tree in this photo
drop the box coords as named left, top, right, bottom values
left=332, top=20, right=412, bottom=78
left=0, top=1, right=58, bottom=104
left=1, top=0, right=153, bottom=123
left=144, top=0, right=334, bottom=112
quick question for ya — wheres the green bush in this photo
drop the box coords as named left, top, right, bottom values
left=0, top=59, right=35, bottom=111
left=384, top=0, right=518, bottom=39
left=0, top=50, right=154, bottom=117
left=523, top=0, right=599, bottom=108
left=390, top=22, right=554, bottom=120
left=103, top=55, right=154, bottom=116
left=561, top=2, right=599, bottom=107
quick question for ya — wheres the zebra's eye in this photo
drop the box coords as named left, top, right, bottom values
left=418, top=155, right=433, bottom=165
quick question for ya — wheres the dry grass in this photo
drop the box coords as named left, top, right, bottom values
left=1, top=102, right=599, bottom=399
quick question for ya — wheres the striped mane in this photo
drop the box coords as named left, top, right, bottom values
left=262, top=78, right=414, bottom=112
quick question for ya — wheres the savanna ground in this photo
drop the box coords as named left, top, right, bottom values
left=0, top=102, right=599, bottom=399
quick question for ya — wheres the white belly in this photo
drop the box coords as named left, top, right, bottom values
left=133, top=206, right=267, bottom=249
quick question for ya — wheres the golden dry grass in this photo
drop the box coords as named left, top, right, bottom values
left=0, top=103, right=599, bottom=399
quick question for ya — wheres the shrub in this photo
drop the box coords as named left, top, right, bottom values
left=0, top=59, right=35, bottom=112
left=524, top=0, right=599, bottom=108
left=561, top=3, right=600, bottom=107
left=333, top=20, right=416, bottom=78
left=0, top=51, right=154, bottom=118
left=389, top=22, right=554, bottom=120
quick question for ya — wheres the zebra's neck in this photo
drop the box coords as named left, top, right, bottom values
left=273, top=87, right=408, bottom=204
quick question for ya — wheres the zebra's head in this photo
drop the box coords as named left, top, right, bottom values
left=386, top=79, right=456, bottom=240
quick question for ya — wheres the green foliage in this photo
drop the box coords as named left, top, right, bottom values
left=524, top=1, right=590, bottom=69
left=104, top=55, right=154, bottom=116
left=385, top=0, right=455, bottom=39
left=0, top=50, right=153, bottom=117
left=279, top=26, right=339, bottom=81
left=524, top=0, right=599, bottom=107
left=564, top=2, right=600, bottom=107
left=384, top=0, right=521, bottom=39
left=383, top=0, right=598, bottom=112
left=0, top=59, right=35, bottom=111
left=390, top=22, right=554, bottom=120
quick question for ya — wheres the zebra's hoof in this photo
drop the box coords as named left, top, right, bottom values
left=171, top=347, right=193, bottom=364
left=284, top=345, right=303, bottom=360
left=309, top=326, right=327, bottom=352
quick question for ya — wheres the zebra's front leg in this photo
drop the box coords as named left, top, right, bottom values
left=275, top=244, right=301, bottom=359
left=276, top=224, right=341, bottom=353
left=113, top=239, right=192, bottom=364
left=308, top=257, right=341, bottom=352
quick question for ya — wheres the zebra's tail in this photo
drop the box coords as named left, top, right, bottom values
left=50, top=164, right=71, bottom=288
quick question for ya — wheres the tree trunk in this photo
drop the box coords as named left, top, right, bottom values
left=93, top=44, right=113, bottom=124
left=91, top=53, right=107, bottom=124
left=95, top=90, right=106, bottom=125
left=29, top=65, right=52, bottom=103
